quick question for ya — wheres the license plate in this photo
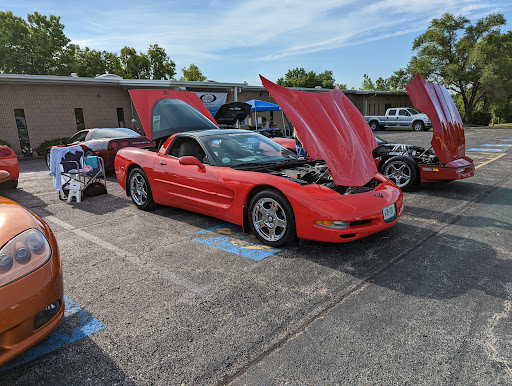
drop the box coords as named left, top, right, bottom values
left=382, top=204, right=396, bottom=222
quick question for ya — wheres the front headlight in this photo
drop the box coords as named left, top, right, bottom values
left=0, top=229, right=52, bottom=288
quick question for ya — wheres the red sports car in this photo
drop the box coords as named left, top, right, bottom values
left=274, top=74, right=475, bottom=191
left=0, top=145, right=19, bottom=189
left=45, top=128, right=155, bottom=170
left=0, top=171, right=64, bottom=366
left=114, top=82, right=403, bottom=246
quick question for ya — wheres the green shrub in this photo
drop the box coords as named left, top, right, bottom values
left=35, top=138, right=68, bottom=157
left=0, top=139, right=12, bottom=147
left=470, top=111, right=492, bottom=126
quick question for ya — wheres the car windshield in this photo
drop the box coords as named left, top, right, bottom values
left=91, top=128, right=141, bottom=139
left=201, top=132, right=299, bottom=167
left=407, top=108, right=420, bottom=115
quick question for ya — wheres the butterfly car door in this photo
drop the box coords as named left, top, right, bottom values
left=152, top=137, right=219, bottom=216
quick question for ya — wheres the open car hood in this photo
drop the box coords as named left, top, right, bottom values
left=214, top=102, right=251, bottom=126
left=406, top=74, right=465, bottom=164
left=129, top=89, right=219, bottom=141
left=260, top=76, right=378, bottom=187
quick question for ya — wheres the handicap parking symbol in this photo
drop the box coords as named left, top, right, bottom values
left=191, top=223, right=281, bottom=260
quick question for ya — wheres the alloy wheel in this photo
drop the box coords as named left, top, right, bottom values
left=251, top=197, right=287, bottom=242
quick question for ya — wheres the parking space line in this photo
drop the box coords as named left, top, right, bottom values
left=191, top=223, right=281, bottom=261
left=45, top=216, right=207, bottom=296
left=475, top=153, right=507, bottom=169
left=0, top=296, right=105, bottom=373
left=467, top=148, right=508, bottom=152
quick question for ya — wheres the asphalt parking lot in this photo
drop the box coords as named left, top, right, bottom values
left=1, top=126, right=511, bottom=385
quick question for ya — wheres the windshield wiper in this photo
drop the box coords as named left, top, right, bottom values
left=231, top=161, right=275, bottom=169
left=231, top=158, right=312, bottom=170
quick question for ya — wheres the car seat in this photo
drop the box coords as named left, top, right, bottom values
left=178, top=141, right=206, bottom=163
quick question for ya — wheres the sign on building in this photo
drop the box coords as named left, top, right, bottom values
left=194, top=92, right=227, bottom=116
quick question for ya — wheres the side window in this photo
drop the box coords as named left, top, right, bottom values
left=74, top=108, right=85, bottom=131
left=398, top=110, right=407, bottom=116
left=168, top=137, right=207, bottom=164
left=388, top=109, right=397, bottom=116
left=67, top=131, right=88, bottom=144
left=14, top=109, right=32, bottom=155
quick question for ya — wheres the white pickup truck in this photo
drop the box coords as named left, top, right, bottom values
left=364, top=107, right=432, bottom=132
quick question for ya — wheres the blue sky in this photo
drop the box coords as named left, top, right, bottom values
left=2, top=0, right=512, bottom=88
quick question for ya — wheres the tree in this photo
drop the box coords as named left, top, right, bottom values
left=180, top=64, right=206, bottom=81
left=277, top=67, right=336, bottom=88
left=361, top=74, right=392, bottom=91
left=120, top=47, right=151, bottom=79
left=0, top=11, right=69, bottom=75
left=316, top=70, right=336, bottom=88
left=148, top=44, right=176, bottom=80
left=392, top=12, right=509, bottom=123
left=361, top=74, right=375, bottom=90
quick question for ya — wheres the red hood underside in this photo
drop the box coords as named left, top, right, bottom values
left=261, top=76, right=378, bottom=187
left=129, top=89, right=218, bottom=141
left=406, top=73, right=465, bottom=164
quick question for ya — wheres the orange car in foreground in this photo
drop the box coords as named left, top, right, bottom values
left=0, top=171, right=64, bottom=366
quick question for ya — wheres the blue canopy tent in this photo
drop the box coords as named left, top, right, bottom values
left=244, top=99, right=289, bottom=135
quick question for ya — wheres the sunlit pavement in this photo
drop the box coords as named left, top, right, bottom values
left=1, top=127, right=511, bottom=385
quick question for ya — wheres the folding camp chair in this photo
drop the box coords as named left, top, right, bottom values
left=58, top=148, right=85, bottom=202
left=81, top=155, right=107, bottom=197
left=49, top=146, right=107, bottom=202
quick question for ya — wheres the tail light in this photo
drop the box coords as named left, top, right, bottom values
left=109, top=141, right=120, bottom=150
left=0, top=148, right=12, bottom=157
left=120, top=140, right=130, bottom=147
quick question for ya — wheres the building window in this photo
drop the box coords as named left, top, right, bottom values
left=14, top=109, right=32, bottom=156
left=117, top=108, right=125, bottom=127
left=74, top=108, right=85, bottom=131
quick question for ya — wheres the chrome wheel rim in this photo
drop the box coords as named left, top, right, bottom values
left=252, top=198, right=287, bottom=242
left=413, top=122, right=422, bottom=131
left=384, top=161, right=412, bottom=187
left=130, top=172, right=148, bottom=206
left=46, top=152, right=51, bottom=168
left=370, top=122, right=378, bottom=131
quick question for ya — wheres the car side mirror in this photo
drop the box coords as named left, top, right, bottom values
left=179, top=156, right=206, bottom=172
left=0, top=170, right=11, bottom=184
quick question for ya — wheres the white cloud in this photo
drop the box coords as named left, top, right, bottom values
left=62, top=0, right=507, bottom=63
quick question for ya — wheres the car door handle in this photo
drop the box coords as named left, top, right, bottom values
left=158, top=161, right=167, bottom=166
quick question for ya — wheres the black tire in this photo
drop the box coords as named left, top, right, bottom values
left=45, top=150, right=51, bottom=169
left=0, top=179, right=18, bottom=190
left=381, top=156, right=418, bottom=191
left=248, top=189, right=296, bottom=247
left=369, top=121, right=380, bottom=131
left=412, top=121, right=424, bottom=132
left=128, top=168, right=155, bottom=210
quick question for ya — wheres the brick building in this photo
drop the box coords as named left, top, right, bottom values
left=0, top=74, right=412, bottom=155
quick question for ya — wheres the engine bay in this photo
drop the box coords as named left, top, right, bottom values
left=373, top=143, right=440, bottom=164
left=243, top=161, right=381, bottom=195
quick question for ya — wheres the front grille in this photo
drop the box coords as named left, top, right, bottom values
left=33, top=299, right=61, bottom=330
left=350, top=219, right=372, bottom=227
